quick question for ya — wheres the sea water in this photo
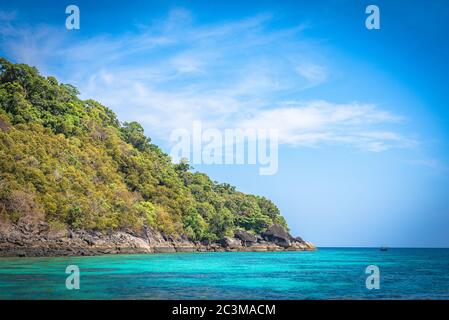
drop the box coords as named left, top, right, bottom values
left=0, top=248, right=448, bottom=299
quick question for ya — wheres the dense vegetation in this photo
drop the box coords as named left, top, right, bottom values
left=0, top=58, right=287, bottom=241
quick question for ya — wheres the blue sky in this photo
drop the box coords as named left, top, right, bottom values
left=1, top=0, right=448, bottom=247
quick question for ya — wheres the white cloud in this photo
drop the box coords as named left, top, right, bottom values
left=0, top=8, right=412, bottom=152
left=238, top=101, right=413, bottom=151
left=296, top=63, right=329, bottom=86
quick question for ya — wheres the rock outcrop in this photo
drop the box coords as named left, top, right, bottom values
left=234, top=229, right=257, bottom=246
left=0, top=221, right=315, bottom=257
left=261, top=224, right=294, bottom=247
left=218, top=236, right=242, bottom=249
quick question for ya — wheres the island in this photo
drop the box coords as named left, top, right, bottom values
left=0, top=58, right=314, bottom=257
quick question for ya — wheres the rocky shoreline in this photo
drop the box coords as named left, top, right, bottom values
left=0, top=221, right=315, bottom=257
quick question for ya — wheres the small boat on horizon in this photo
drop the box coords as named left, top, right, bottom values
left=380, top=247, right=388, bottom=251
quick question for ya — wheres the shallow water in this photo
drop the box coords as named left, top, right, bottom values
left=0, top=248, right=448, bottom=299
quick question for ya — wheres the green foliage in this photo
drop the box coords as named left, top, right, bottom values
left=209, top=208, right=235, bottom=239
left=134, top=200, right=156, bottom=227
left=236, top=212, right=272, bottom=234
left=120, top=121, right=151, bottom=152
left=0, top=58, right=290, bottom=240
left=183, top=207, right=209, bottom=241
left=174, top=157, right=192, bottom=173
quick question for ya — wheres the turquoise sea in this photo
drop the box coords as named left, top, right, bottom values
left=0, top=248, right=448, bottom=299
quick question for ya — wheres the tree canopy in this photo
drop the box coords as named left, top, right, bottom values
left=0, top=58, right=288, bottom=240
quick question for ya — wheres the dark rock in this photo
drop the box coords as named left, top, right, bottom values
left=38, top=222, right=50, bottom=234
left=218, top=237, right=242, bottom=248
left=234, top=230, right=257, bottom=246
left=201, top=240, right=212, bottom=246
left=84, top=238, right=94, bottom=246
left=262, top=224, right=291, bottom=239
left=0, top=221, right=315, bottom=256
left=261, top=224, right=294, bottom=248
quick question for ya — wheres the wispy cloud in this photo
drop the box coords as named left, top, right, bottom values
left=0, top=8, right=412, bottom=152
left=0, top=10, right=16, bottom=22
left=239, top=100, right=413, bottom=152
left=295, top=63, right=329, bottom=87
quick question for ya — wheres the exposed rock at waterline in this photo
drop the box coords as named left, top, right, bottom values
left=234, top=229, right=258, bottom=246
left=0, top=221, right=315, bottom=257
left=262, top=224, right=294, bottom=248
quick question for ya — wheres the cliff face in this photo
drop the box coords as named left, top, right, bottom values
left=0, top=222, right=315, bottom=257
left=0, top=58, right=314, bottom=256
